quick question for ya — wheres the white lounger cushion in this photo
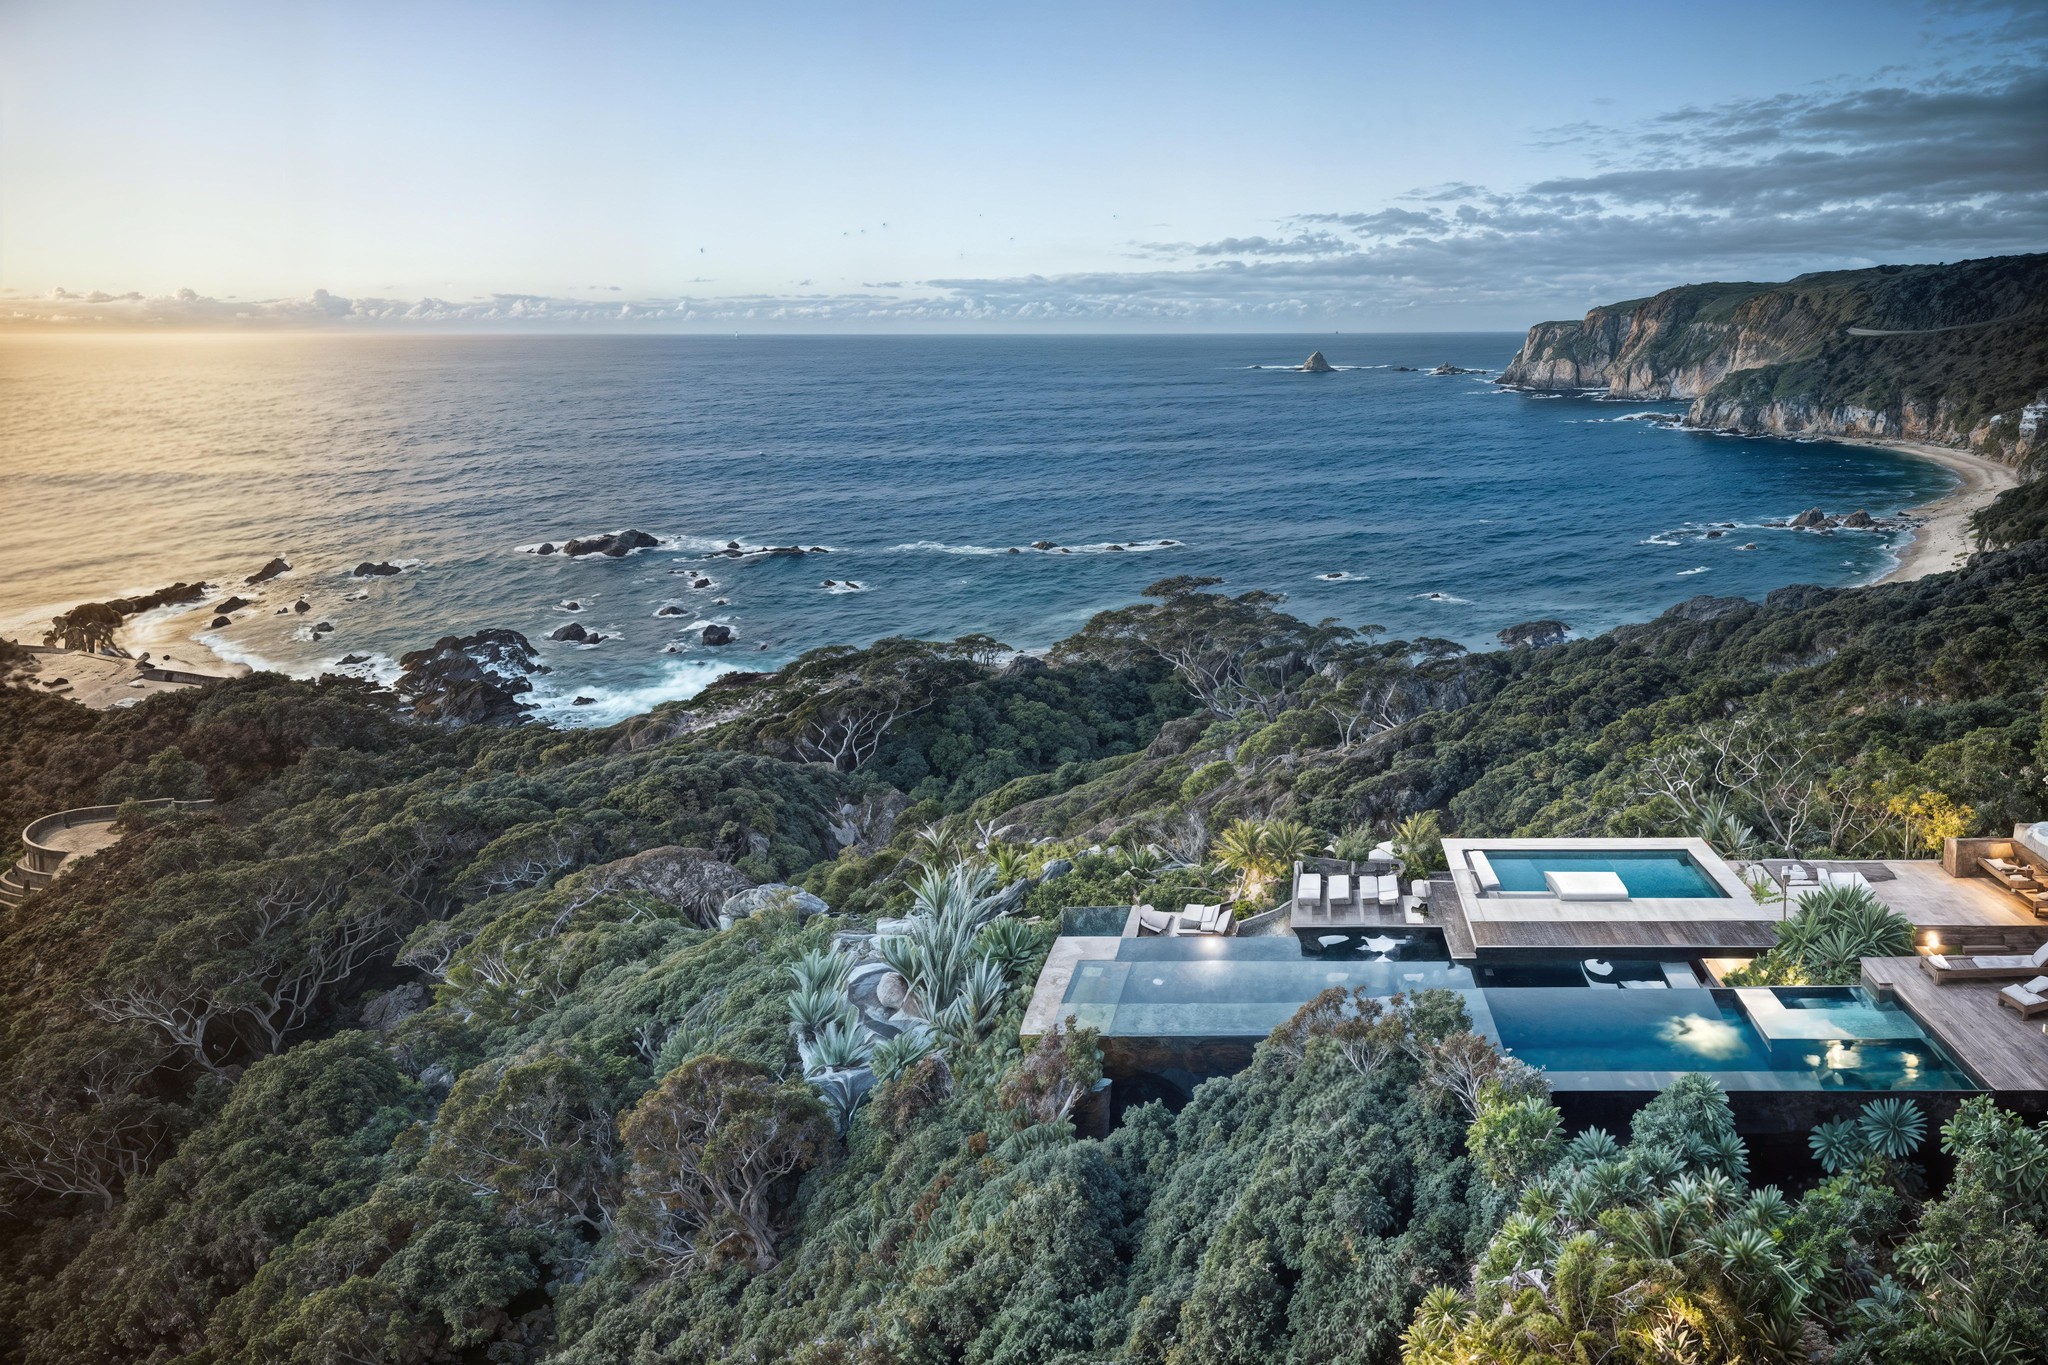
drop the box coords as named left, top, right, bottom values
left=1295, top=872, right=1322, bottom=903
left=1377, top=874, right=1399, bottom=905
left=2002, top=982, right=2047, bottom=1007
left=1467, top=850, right=1501, bottom=892
left=1327, top=874, right=1351, bottom=903
left=1137, top=908, right=1174, bottom=935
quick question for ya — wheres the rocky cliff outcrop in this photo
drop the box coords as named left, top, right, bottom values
left=394, top=628, right=545, bottom=726
left=1499, top=254, right=2048, bottom=458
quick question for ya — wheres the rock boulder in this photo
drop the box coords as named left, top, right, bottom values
left=720, top=884, right=830, bottom=922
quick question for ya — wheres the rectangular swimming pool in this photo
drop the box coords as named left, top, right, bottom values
left=1060, top=942, right=1975, bottom=1092
left=1481, top=848, right=1727, bottom=898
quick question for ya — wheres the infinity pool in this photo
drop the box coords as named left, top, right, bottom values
left=1062, top=941, right=1974, bottom=1091
left=1482, top=848, right=1726, bottom=898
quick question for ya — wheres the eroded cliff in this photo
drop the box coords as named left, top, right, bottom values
left=1499, top=254, right=2048, bottom=458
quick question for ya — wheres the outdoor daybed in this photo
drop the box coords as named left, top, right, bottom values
left=1923, top=942, right=2048, bottom=983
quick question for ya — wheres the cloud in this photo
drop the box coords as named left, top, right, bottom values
left=7, top=25, right=2042, bottom=331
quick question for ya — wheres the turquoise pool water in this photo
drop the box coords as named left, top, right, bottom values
left=1484, top=848, right=1726, bottom=898
left=1062, top=942, right=1975, bottom=1091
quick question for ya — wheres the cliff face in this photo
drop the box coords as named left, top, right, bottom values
left=1499, top=254, right=2048, bottom=458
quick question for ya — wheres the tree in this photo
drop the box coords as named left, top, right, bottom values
left=1469, top=1086, right=1564, bottom=1191
left=998, top=1021, right=1103, bottom=1127
left=424, top=1046, right=625, bottom=1243
left=617, top=1055, right=835, bottom=1273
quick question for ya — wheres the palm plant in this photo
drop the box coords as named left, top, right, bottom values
left=1389, top=810, right=1446, bottom=884
left=1329, top=824, right=1382, bottom=862
left=1261, top=818, right=1321, bottom=865
left=1210, top=818, right=1274, bottom=901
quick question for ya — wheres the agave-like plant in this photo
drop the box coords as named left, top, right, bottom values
left=788, top=983, right=856, bottom=1042
left=988, top=841, right=1033, bottom=886
left=907, top=860, right=1001, bottom=926
left=1809, top=1117, right=1868, bottom=1173
left=813, top=1070, right=868, bottom=1135
left=1564, top=1127, right=1622, bottom=1167
left=977, top=917, right=1041, bottom=979
left=869, top=1022, right=939, bottom=1085
left=799, top=1017, right=873, bottom=1076
left=787, top=947, right=852, bottom=996
left=1858, top=1097, right=1927, bottom=1160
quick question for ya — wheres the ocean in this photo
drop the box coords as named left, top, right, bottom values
left=0, top=332, right=1954, bottom=725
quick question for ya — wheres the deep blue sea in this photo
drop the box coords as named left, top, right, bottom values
left=0, top=333, right=1953, bottom=724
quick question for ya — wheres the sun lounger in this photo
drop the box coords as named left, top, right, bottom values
left=1295, top=872, right=1323, bottom=909
left=1377, top=874, right=1400, bottom=907
left=1923, top=942, right=2048, bottom=983
left=1998, top=976, right=2048, bottom=1018
left=1980, top=856, right=2041, bottom=891
left=1176, top=903, right=1229, bottom=935
left=1137, top=907, right=1174, bottom=936
left=1326, top=874, right=1352, bottom=911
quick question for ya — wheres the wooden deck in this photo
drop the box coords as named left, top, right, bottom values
left=1430, top=872, right=1476, bottom=959
left=1863, top=954, right=2048, bottom=1094
left=1469, top=918, right=1780, bottom=955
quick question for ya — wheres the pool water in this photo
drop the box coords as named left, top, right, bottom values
left=1063, top=942, right=1975, bottom=1091
left=1484, top=849, right=1726, bottom=898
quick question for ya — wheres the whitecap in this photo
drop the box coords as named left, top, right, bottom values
left=1315, top=571, right=1368, bottom=582
left=1677, top=566, right=1709, bottom=575
left=527, top=659, right=748, bottom=727
left=822, top=580, right=867, bottom=594
left=1413, top=591, right=1470, bottom=604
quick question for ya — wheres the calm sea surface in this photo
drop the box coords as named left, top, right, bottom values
left=0, top=333, right=1953, bottom=723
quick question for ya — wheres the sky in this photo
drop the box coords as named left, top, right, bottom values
left=1, top=0, right=2043, bottom=331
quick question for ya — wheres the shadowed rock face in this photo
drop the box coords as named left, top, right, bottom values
left=245, top=556, right=292, bottom=585
left=1301, top=351, right=1334, bottom=373
left=1497, top=619, right=1570, bottom=650
left=394, top=628, right=545, bottom=726
left=582, top=845, right=754, bottom=928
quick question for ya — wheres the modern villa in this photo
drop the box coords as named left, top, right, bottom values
left=1024, top=827, right=2048, bottom=1135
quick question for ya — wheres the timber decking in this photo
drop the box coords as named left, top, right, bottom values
left=1469, top=919, right=1780, bottom=952
left=1427, top=873, right=1772, bottom=958
left=1863, top=954, right=2048, bottom=1094
left=1430, top=873, right=1476, bottom=960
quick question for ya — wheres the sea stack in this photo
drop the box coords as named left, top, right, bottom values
left=1301, top=351, right=1334, bottom=373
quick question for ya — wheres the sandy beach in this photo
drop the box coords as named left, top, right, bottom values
left=1842, top=438, right=2021, bottom=585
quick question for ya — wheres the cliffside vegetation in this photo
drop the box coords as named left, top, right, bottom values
left=7, top=469, right=2048, bottom=1359
left=1499, top=253, right=2048, bottom=456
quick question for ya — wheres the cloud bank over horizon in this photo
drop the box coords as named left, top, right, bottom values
left=6, top=22, right=2042, bottom=333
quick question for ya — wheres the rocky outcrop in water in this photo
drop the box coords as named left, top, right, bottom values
left=394, top=628, right=545, bottom=726
left=1497, top=619, right=1569, bottom=649
left=353, top=561, right=404, bottom=577
left=1301, top=351, right=1334, bottom=373
left=1498, top=253, right=2048, bottom=457
left=562, top=530, right=659, bottom=558
left=245, top=557, right=292, bottom=585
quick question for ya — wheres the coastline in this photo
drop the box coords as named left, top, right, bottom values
left=1838, top=438, right=2020, bottom=585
